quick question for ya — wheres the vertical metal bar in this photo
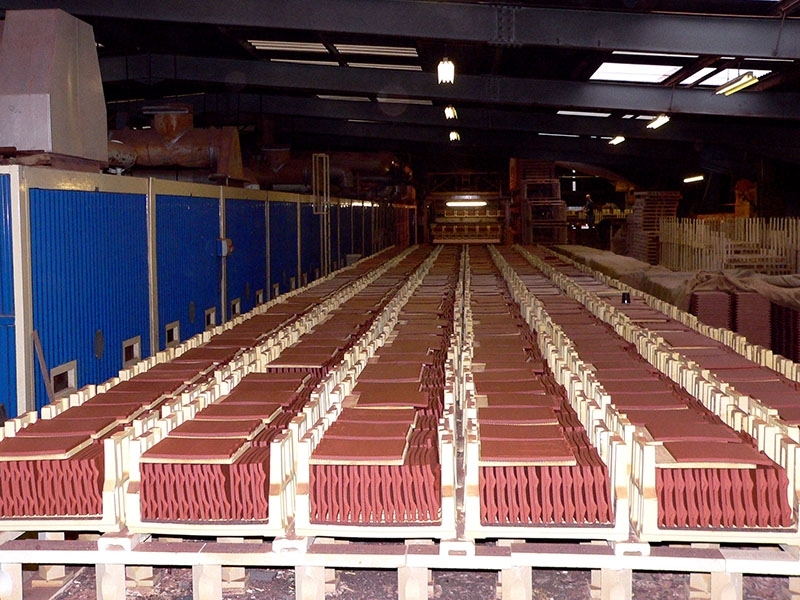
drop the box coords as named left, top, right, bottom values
left=146, top=177, right=159, bottom=355
left=10, top=166, right=33, bottom=414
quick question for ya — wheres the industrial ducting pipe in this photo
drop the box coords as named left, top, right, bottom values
left=108, top=109, right=245, bottom=181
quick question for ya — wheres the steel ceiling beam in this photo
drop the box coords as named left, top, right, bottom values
left=101, top=54, right=800, bottom=121
left=4, top=0, right=800, bottom=58
left=124, top=91, right=799, bottom=154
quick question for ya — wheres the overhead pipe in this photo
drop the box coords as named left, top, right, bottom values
left=108, top=109, right=246, bottom=181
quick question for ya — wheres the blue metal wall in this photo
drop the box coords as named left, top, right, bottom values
left=225, top=199, right=267, bottom=318
left=339, top=204, right=353, bottom=260
left=0, top=174, right=15, bottom=418
left=156, top=194, right=220, bottom=347
left=352, top=205, right=364, bottom=256
left=269, top=201, right=298, bottom=295
left=29, top=188, right=149, bottom=411
left=364, top=206, right=374, bottom=254
left=330, top=204, right=341, bottom=269
left=300, top=203, right=321, bottom=283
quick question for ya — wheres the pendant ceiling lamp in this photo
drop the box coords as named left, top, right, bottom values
left=438, top=58, right=455, bottom=84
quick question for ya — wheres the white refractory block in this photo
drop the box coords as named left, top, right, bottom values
left=0, top=9, right=107, bottom=162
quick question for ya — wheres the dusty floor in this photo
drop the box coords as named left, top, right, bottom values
left=41, top=564, right=790, bottom=599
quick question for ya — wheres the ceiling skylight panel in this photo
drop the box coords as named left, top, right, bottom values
left=590, top=62, right=682, bottom=83
left=347, top=62, right=422, bottom=71
left=538, top=132, right=580, bottom=138
left=680, top=67, right=716, bottom=86
left=376, top=97, right=433, bottom=105
left=317, top=94, right=371, bottom=102
left=698, top=68, right=771, bottom=86
left=557, top=110, right=612, bottom=117
left=335, top=44, right=418, bottom=57
left=271, top=59, right=339, bottom=66
left=249, top=40, right=328, bottom=52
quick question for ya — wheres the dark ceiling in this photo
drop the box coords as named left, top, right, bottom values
left=2, top=0, right=800, bottom=190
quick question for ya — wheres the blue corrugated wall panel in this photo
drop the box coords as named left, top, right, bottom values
left=0, top=174, right=15, bottom=418
left=29, top=188, right=149, bottom=411
left=364, top=207, right=374, bottom=254
left=226, top=199, right=266, bottom=318
left=339, top=204, right=353, bottom=259
left=0, top=174, right=12, bottom=317
left=0, top=322, right=13, bottom=419
left=156, top=194, right=220, bottom=346
left=330, top=204, right=341, bottom=269
left=269, top=201, right=298, bottom=295
left=352, top=205, right=364, bottom=256
left=300, top=203, right=321, bottom=283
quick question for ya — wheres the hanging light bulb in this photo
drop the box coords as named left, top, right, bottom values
left=444, top=105, right=458, bottom=119
left=438, top=57, right=455, bottom=84
left=449, top=130, right=460, bottom=142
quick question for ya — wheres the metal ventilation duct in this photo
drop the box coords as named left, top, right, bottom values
left=0, top=9, right=107, bottom=163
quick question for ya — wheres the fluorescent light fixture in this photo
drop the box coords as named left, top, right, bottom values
left=376, top=97, right=432, bottom=105
left=715, top=71, right=760, bottom=95
left=317, top=94, right=371, bottom=102
left=647, top=114, right=671, bottom=129
left=679, top=67, right=716, bottom=86
left=271, top=58, right=339, bottom=66
left=538, top=132, right=580, bottom=138
left=446, top=200, right=487, bottom=208
left=590, top=62, right=682, bottom=83
left=444, top=105, right=458, bottom=119
left=636, top=115, right=656, bottom=121
left=347, top=62, right=422, bottom=71
left=701, top=68, right=770, bottom=87
left=334, top=44, right=418, bottom=57
left=613, top=50, right=699, bottom=59
left=622, top=114, right=635, bottom=119
left=683, top=174, right=704, bottom=183
left=249, top=40, right=328, bottom=52
left=438, top=58, right=455, bottom=84
left=609, top=136, right=626, bottom=145
left=449, top=131, right=460, bottom=141
left=557, top=110, right=612, bottom=118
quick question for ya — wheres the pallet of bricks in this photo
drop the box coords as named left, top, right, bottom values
left=510, top=160, right=567, bottom=245
left=626, top=191, right=680, bottom=265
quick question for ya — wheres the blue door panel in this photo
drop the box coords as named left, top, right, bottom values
left=226, top=199, right=266, bottom=317
left=330, top=204, right=341, bottom=269
left=269, top=202, right=298, bottom=295
left=29, top=188, right=149, bottom=410
left=300, top=203, right=321, bottom=283
left=339, top=205, right=353, bottom=260
left=0, top=320, right=14, bottom=419
left=352, top=205, right=364, bottom=256
left=364, top=207, right=374, bottom=255
left=156, top=194, right=220, bottom=346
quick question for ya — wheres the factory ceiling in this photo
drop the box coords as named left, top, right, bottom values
left=2, top=0, right=800, bottom=189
